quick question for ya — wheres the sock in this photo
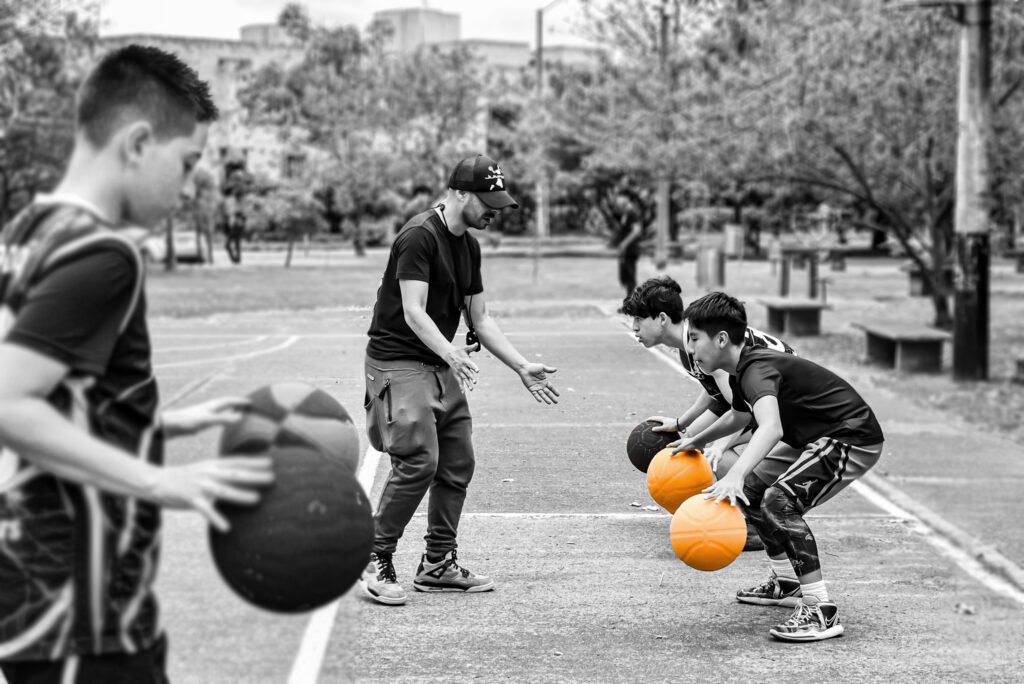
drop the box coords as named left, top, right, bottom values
left=769, top=556, right=796, bottom=580
left=425, top=552, right=446, bottom=564
left=800, top=579, right=830, bottom=603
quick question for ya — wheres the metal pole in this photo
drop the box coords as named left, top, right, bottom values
left=654, top=4, right=670, bottom=270
left=952, top=0, right=991, bottom=381
left=535, top=8, right=547, bottom=242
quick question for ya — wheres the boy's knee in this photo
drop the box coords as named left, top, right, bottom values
left=761, top=485, right=803, bottom=519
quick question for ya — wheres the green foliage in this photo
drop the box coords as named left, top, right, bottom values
left=0, top=0, right=98, bottom=223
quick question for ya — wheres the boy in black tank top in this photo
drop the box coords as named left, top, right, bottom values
left=675, top=292, right=883, bottom=643
left=0, top=46, right=273, bottom=683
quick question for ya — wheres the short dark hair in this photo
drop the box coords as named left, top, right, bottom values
left=621, top=276, right=684, bottom=322
left=77, top=44, right=219, bottom=147
left=683, top=292, right=747, bottom=344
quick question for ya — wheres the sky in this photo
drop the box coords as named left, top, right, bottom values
left=97, top=0, right=589, bottom=47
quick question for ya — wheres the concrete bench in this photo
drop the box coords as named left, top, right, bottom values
left=1006, top=250, right=1024, bottom=274
left=851, top=322, right=951, bottom=373
left=759, top=298, right=829, bottom=336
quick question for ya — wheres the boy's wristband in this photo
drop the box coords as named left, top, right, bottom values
left=674, top=418, right=686, bottom=433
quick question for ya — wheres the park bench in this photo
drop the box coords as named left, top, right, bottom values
left=851, top=322, right=950, bottom=373
left=759, top=297, right=829, bottom=336
left=1005, top=250, right=1024, bottom=274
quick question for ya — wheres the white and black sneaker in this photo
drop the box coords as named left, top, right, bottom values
left=736, top=571, right=802, bottom=607
left=412, top=550, right=494, bottom=593
left=769, top=596, right=844, bottom=642
left=361, top=552, right=407, bottom=606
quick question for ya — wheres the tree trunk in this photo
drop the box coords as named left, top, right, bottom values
left=285, top=237, right=294, bottom=268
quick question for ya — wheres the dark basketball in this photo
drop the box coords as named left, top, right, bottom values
left=209, top=443, right=374, bottom=613
left=625, top=420, right=679, bottom=473
left=220, top=382, right=360, bottom=472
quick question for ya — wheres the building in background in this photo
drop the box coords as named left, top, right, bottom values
left=98, top=8, right=600, bottom=186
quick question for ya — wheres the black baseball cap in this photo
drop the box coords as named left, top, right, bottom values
left=447, top=154, right=518, bottom=210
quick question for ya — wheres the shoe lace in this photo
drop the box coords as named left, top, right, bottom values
left=752, top=573, right=780, bottom=595
left=780, top=602, right=814, bottom=627
left=376, top=554, right=398, bottom=583
left=447, top=550, right=471, bottom=579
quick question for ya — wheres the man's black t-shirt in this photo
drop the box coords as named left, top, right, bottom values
left=732, top=346, right=884, bottom=448
left=366, top=208, right=483, bottom=364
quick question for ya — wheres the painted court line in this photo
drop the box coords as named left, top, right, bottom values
left=416, top=512, right=904, bottom=521
left=620, top=314, right=1024, bottom=607
left=155, top=336, right=300, bottom=369
left=287, top=447, right=383, bottom=684
left=158, top=335, right=269, bottom=353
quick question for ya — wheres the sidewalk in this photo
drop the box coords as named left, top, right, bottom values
left=846, top=368, right=1024, bottom=595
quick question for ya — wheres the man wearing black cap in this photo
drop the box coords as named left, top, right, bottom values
left=360, top=154, right=560, bottom=606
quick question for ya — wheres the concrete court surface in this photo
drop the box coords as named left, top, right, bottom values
left=134, top=303, right=1024, bottom=684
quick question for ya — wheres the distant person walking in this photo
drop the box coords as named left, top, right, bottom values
left=224, top=192, right=245, bottom=264
left=360, top=154, right=559, bottom=606
left=612, top=189, right=644, bottom=303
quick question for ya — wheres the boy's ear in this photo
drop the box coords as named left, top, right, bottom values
left=120, top=120, right=155, bottom=167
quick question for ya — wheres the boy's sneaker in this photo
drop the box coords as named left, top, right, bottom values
left=736, top=571, right=802, bottom=607
left=769, top=596, right=844, bottom=642
left=412, top=550, right=495, bottom=593
left=361, top=552, right=407, bottom=605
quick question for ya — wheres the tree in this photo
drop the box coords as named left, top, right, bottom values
left=0, top=1, right=98, bottom=224
left=716, top=1, right=1024, bottom=327
left=238, top=4, right=496, bottom=252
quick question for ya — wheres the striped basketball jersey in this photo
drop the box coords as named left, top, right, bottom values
left=0, top=196, right=163, bottom=662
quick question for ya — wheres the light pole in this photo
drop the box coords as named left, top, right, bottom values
left=534, top=0, right=570, bottom=241
left=889, top=0, right=993, bottom=380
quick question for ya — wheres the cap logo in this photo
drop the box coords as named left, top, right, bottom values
left=484, top=164, right=505, bottom=191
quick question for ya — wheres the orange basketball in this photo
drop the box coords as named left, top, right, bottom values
left=645, top=448, right=713, bottom=514
left=670, top=495, right=747, bottom=571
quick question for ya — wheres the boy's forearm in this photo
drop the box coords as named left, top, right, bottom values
left=726, top=427, right=783, bottom=480
left=0, top=398, right=160, bottom=500
left=676, top=393, right=713, bottom=430
left=691, top=410, right=749, bottom=446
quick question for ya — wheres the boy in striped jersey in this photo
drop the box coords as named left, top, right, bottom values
left=0, top=46, right=273, bottom=683
left=677, top=292, right=884, bottom=642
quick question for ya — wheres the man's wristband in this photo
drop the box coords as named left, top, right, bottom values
left=674, top=418, right=686, bottom=433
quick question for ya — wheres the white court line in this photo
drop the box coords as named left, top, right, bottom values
left=155, top=336, right=300, bottom=369
left=153, top=331, right=623, bottom=339
left=852, top=481, right=1024, bottom=607
left=158, top=336, right=268, bottom=353
left=411, top=512, right=904, bottom=521
left=287, top=447, right=383, bottom=684
left=623, top=314, right=1024, bottom=606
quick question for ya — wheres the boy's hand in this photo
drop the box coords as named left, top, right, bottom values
left=153, top=457, right=275, bottom=532
left=703, top=472, right=749, bottom=507
left=519, top=363, right=559, bottom=404
left=645, top=416, right=679, bottom=433
left=704, top=442, right=725, bottom=473
left=163, top=397, right=250, bottom=437
left=670, top=435, right=705, bottom=455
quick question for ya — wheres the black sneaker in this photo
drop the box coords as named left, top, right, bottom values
left=360, top=552, right=407, bottom=606
left=769, top=596, right=844, bottom=642
left=412, top=550, right=495, bottom=593
left=736, top=571, right=802, bottom=607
